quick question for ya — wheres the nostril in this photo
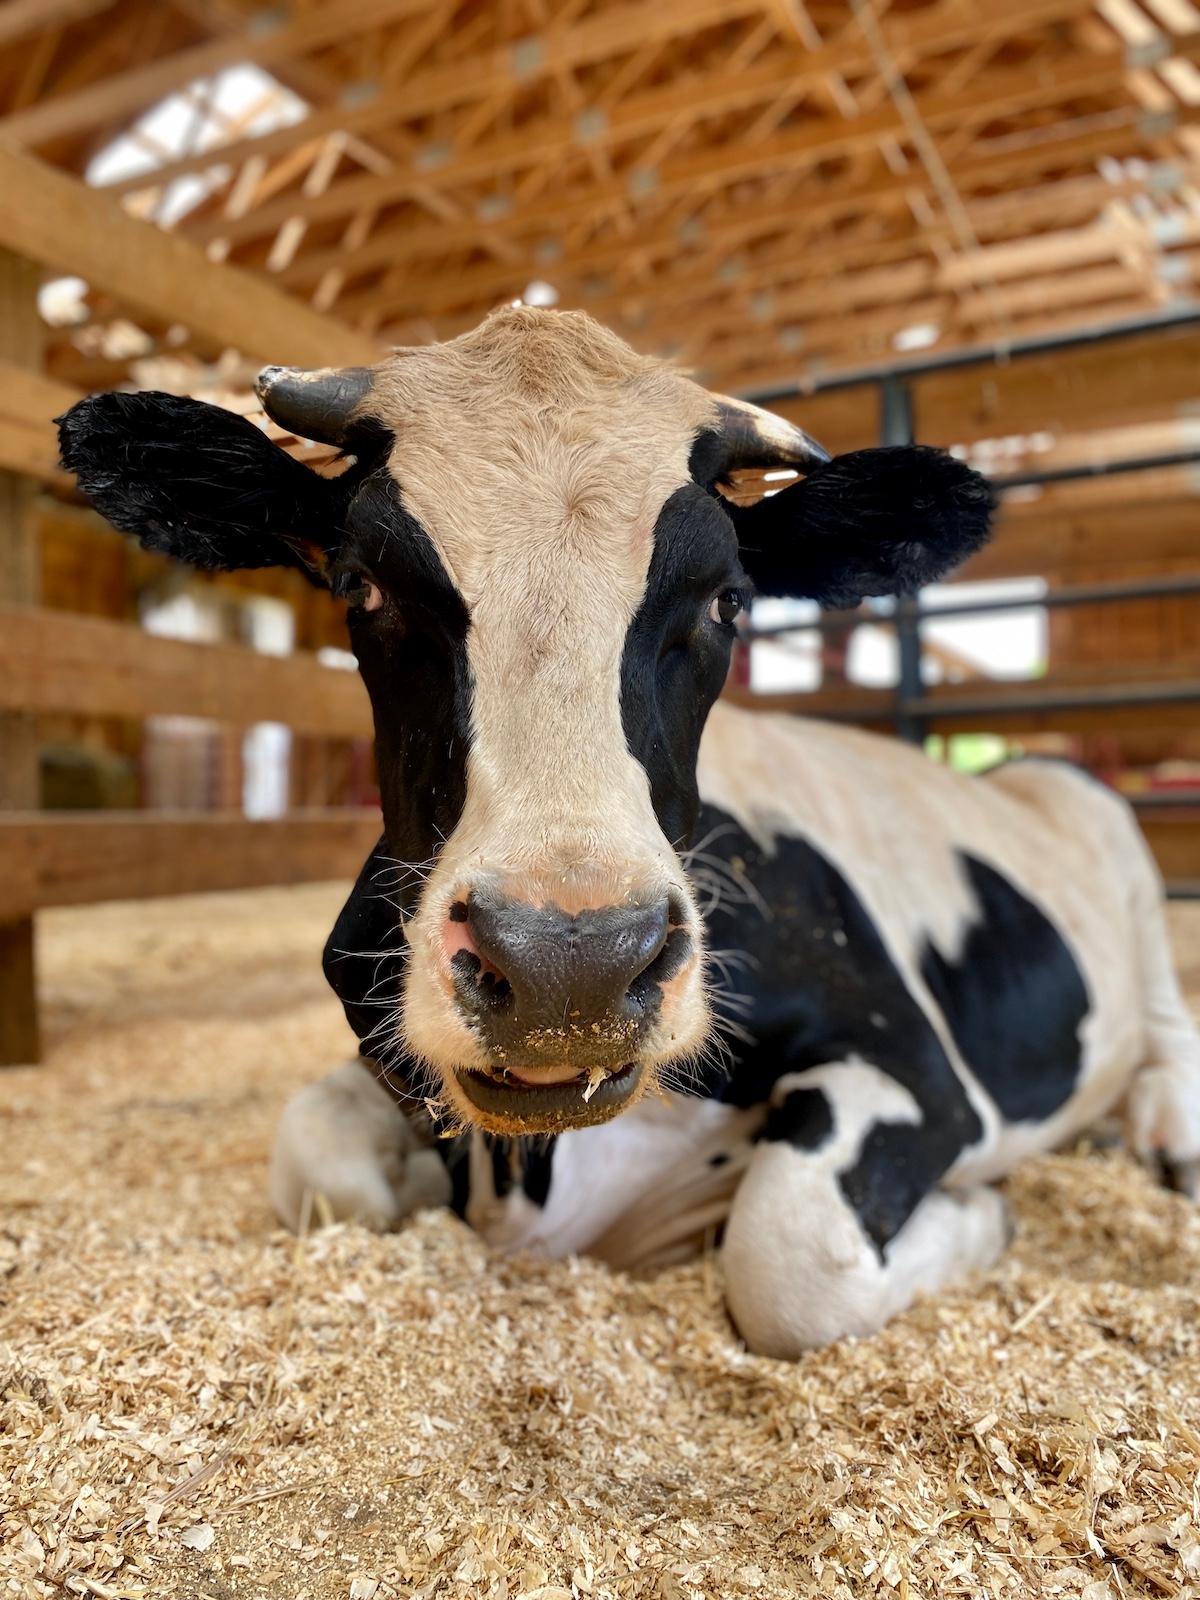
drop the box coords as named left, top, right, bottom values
left=626, top=925, right=693, bottom=1009
left=445, top=897, right=514, bottom=1015
left=451, top=948, right=514, bottom=1013
left=624, top=898, right=669, bottom=969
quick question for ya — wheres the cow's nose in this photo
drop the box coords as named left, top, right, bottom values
left=450, top=891, right=688, bottom=1063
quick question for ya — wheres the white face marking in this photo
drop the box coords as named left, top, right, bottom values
left=360, top=309, right=722, bottom=1122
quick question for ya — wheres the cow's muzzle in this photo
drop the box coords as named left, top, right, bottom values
left=445, top=890, right=692, bottom=1128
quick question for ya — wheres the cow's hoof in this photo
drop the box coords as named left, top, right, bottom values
left=269, top=1060, right=451, bottom=1232
left=1160, top=1155, right=1200, bottom=1202
left=1124, top=1059, right=1200, bottom=1194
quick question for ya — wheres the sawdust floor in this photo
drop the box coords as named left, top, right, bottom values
left=3, top=887, right=1200, bottom=1600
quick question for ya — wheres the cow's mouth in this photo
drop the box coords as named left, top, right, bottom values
left=454, top=1061, right=644, bottom=1132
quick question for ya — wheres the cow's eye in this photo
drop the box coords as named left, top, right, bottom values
left=707, top=589, right=743, bottom=627
left=338, top=573, right=383, bottom=612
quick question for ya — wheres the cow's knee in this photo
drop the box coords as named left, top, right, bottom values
left=269, top=1060, right=451, bottom=1232
left=722, top=1147, right=884, bottom=1355
left=722, top=1143, right=1008, bottom=1358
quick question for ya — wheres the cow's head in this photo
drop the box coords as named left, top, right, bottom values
left=59, top=308, right=991, bottom=1134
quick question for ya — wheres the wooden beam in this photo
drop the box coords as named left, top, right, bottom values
left=324, top=117, right=1171, bottom=357
left=0, top=0, right=441, bottom=148
left=106, top=0, right=1091, bottom=221
left=0, top=357, right=82, bottom=422
left=1011, top=418, right=1200, bottom=474
left=1139, top=810, right=1200, bottom=885
left=0, top=0, right=113, bottom=46
left=194, top=32, right=1124, bottom=257
left=343, top=171, right=1149, bottom=337
left=964, top=505, right=1200, bottom=582
left=684, top=280, right=1186, bottom=394
left=0, top=360, right=80, bottom=483
left=954, top=263, right=1156, bottom=327
left=0, top=249, right=44, bottom=1065
left=0, top=417, right=68, bottom=485
left=107, top=0, right=788, bottom=200
left=0, top=605, right=373, bottom=737
left=942, top=215, right=1200, bottom=291
left=0, top=810, right=383, bottom=919
left=0, top=147, right=379, bottom=368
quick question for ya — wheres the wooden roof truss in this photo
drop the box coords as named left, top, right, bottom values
left=3, top=0, right=1200, bottom=400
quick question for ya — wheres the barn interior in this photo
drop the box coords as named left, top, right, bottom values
left=1, top=2, right=1199, bottom=1596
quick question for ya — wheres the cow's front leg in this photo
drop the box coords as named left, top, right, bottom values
left=269, top=1060, right=452, bottom=1231
left=722, top=1061, right=1007, bottom=1357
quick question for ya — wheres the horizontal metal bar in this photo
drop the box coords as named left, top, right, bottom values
left=991, top=447, right=1200, bottom=490
left=742, top=574, right=1200, bottom=637
left=921, top=574, right=1200, bottom=618
left=1128, top=791, right=1200, bottom=810
left=743, top=303, right=1200, bottom=403
left=900, top=680, right=1200, bottom=721
left=743, top=616, right=877, bottom=641
left=1166, top=879, right=1200, bottom=900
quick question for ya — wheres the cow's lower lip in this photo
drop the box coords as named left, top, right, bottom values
left=455, top=1062, right=644, bottom=1132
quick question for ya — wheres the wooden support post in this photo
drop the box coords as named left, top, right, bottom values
left=0, top=247, right=43, bottom=1064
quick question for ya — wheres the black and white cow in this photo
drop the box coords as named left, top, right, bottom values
left=60, top=308, right=1200, bottom=1357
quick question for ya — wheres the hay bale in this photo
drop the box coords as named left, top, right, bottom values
left=2, top=888, right=1199, bottom=1599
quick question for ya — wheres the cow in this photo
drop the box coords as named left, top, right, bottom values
left=59, top=307, right=1200, bottom=1358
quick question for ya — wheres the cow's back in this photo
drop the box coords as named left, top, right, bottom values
left=695, top=702, right=1149, bottom=1153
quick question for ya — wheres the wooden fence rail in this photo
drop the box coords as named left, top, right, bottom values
left=0, top=810, right=382, bottom=921
left=0, top=604, right=372, bottom=736
left=0, top=598, right=380, bottom=1064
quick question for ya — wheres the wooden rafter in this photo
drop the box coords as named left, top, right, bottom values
left=0, top=146, right=379, bottom=366
left=2, top=0, right=1199, bottom=398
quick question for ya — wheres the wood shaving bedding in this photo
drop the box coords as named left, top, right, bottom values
left=2, top=885, right=1198, bottom=1600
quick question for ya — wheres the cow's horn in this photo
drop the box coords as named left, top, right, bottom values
left=709, top=393, right=830, bottom=477
left=254, top=364, right=375, bottom=446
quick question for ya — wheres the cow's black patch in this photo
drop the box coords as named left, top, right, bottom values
left=761, top=1086, right=834, bottom=1150
left=520, top=1139, right=557, bottom=1207
left=482, top=1135, right=556, bottom=1207
left=921, top=854, right=1089, bottom=1122
left=681, top=804, right=984, bottom=1253
left=323, top=839, right=408, bottom=1053
left=442, top=1134, right=472, bottom=1218
left=839, top=1121, right=934, bottom=1251
left=619, top=485, right=747, bottom=844
left=320, top=474, right=473, bottom=1061
left=488, top=1135, right=516, bottom=1199
left=340, top=473, right=472, bottom=869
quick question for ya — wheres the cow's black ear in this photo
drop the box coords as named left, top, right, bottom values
left=58, top=390, right=348, bottom=582
left=727, top=445, right=994, bottom=609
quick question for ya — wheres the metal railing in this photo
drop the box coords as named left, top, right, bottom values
left=737, top=310, right=1200, bottom=893
left=739, top=307, right=1200, bottom=741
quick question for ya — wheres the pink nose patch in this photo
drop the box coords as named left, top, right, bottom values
left=442, top=901, right=507, bottom=985
left=442, top=903, right=480, bottom=966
